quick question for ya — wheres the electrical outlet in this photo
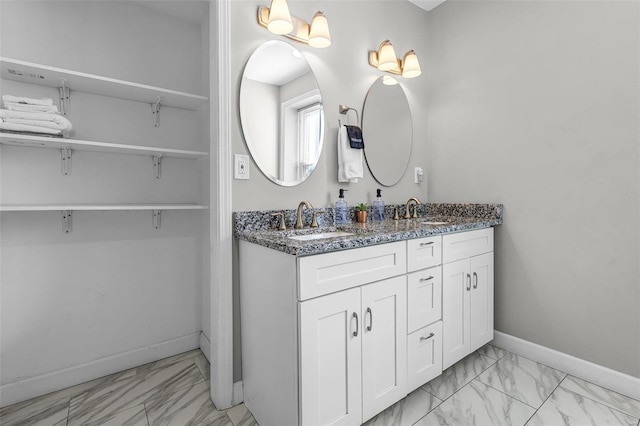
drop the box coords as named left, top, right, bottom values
left=414, top=167, right=424, bottom=183
left=234, top=154, right=250, bottom=179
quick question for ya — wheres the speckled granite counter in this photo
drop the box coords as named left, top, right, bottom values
left=234, top=203, right=503, bottom=256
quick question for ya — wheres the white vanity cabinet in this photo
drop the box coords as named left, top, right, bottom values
left=442, top=228, right=495, bottom=369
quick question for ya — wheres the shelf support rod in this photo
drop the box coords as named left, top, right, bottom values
left=152, top=155, right=163, bottom=179
left=152, top=210, right=161, bottom=229
left=60, top=147, right=72, bottom=176
left=151, top=96, right=163, bottom=128
left=58, top=78, right=70, bottom=116
left=61, top=210, right=73, bottom=233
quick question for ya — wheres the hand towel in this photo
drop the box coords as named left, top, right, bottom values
left=4, top=102, right=59, bottom=113
left=0, top=109, right=72, bottom=129
left=344, top=125, right=365, bottom=149
left=338, top=125, right=363, bottom=183
left=2, top=95, right=54, bottom=106
left=0, top=119, right=63, bottom=135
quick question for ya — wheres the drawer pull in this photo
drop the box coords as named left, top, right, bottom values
left=466, top=274, right=471, bottom=291
left=353, top=312, right=359, bottom=337
left=419, top=242, right=434, bottom=246
left=420, top=332, right=435, bottom=341
left=473, top=272, right=478, bottom=289
left=366, top=307, right=373, bottom=331
left=420, top=276, right=434, bottom=282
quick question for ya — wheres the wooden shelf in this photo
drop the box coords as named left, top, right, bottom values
left=0, top=204, right=207, bottom=212
left=0, top=133, right=208, bottom=159
left=0, top=57, right=208, bottom=110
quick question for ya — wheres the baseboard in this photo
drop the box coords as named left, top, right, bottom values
left=200, top=331, right=211, bottom=362
left=232, top=380, right=244, bottom=406
left=0, top=332, right=200, bottom=408
left=493, top=331, right=640, bottom=401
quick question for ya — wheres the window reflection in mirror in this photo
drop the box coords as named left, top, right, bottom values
left=239, top=40, right=325, bottom=186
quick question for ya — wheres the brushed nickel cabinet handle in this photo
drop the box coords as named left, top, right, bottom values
left=420, top=241, right=434, bottom=246
left=353, top=312, right=359, bottom=337
left=366, top=307, right=373, bottom=331
left=473, top=272, right=478, bottom=289
left=420, top=276, right=434, bottom=282
left=466, top=274, right=471, bottom=291
left=420, top=333, right=435, bottom=341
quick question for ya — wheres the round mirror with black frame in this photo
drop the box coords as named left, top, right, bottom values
left=239, top=40, right=325, bottom=187
left=362, top=76, right=413, bottom=186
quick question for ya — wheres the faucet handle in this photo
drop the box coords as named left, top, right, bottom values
left=270, top=212, right=287, bottom=231
left=393, top=207, right=399, bottom=220
left=310, top=212, right=319, bottom=228
left=412, top=205, right=419, bottom=219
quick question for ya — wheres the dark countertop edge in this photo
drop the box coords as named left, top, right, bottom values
left=236, top=218, right=502, bottom=257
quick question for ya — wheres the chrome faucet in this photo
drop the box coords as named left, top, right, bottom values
left=294, top=201, right=318, bottom=229
left=404, top=197, right=422, bottom=219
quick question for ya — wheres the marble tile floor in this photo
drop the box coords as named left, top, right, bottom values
left=3, top=344, right=640, bottom=426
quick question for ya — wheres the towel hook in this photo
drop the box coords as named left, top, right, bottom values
left=338, top=104, right=359, bottom=127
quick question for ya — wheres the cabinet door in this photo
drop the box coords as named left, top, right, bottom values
left=470, top=252, right=494, bottom=352
left=407, top=321, right=443, bottom=392
left=442, top=259, right=471, bottom=369
left=361, top=276, right=407, bottom=422
left=300, top=288, right=362, bottom=426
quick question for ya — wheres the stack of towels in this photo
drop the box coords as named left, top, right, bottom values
left=0, top=95, right=72, bottom=137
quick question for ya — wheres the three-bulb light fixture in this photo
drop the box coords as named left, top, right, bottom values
left=369, top=40, right=422, bottom=82
left=258, top=0, right=331, bottom=48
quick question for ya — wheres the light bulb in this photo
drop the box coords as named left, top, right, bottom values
left=377, top=40, right=398, bottom=72
left=267, top=0, right=293, bottom=35
left=308, top=11, right=331, bottom=48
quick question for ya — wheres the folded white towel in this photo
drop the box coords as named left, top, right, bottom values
left=338, top=125, right=363, bottom=183
left=4, top=101, right=59, bottom=113
left=2, top=118, right=70, bottom=131
left=0, top=119, right=63, bottom=135
left=0, top=109, right=72, bottom=130
left=2, top=95, right=54, bottom=106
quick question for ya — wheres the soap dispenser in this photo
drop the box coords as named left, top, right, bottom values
left=334, top=189, right=349, bottom=225
left=372, top=189, right=385, bottom=221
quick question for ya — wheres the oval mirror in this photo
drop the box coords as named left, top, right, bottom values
left=362, top=77, right=413, bottom=186
left=239, top=41, right=325, bottom=186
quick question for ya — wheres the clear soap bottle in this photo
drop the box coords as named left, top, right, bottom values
left=372, top=188, right=385, bottom=221
left=334, top=189, right=349, bottom=225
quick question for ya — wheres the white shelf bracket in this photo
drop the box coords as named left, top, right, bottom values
left=61, top=210, right=72, bottom=233
left=152, top=155, right=163, bottom=179
left=151, top=96, right=163, bottom=128
left=152, top=209, right=161, bottom=229
left=58, top=78, right=70, bottom=115
left=60, top=147, right=72, bottom=175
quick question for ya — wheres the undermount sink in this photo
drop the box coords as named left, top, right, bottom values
left=420, top=221, right=449, bottom=225
left=288, top=231, right=354, bottom=241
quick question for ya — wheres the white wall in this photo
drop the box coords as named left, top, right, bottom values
left=426, top=1, right=639, bottom=377
left=0, top=1, right=208, bottom=405
left=231, top=0, right=431, bottom=381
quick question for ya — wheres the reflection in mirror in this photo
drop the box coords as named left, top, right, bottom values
left=239, top=40, right=325, bottom=186
left=362, top=76, right=413, bottom=186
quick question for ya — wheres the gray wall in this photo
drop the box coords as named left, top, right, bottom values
left=231, top=0, right=431, bottom=380
left=426, top=1, right=639, bottom=376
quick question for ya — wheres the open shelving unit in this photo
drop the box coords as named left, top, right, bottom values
left=1, top=57, right=209, bottom=231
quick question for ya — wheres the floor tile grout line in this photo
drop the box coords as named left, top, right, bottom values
left=523, top=372, right=568, bottom=425
left=562, top=374, right=640, bottom=405
left=470, top=377, right=539, bottom=411
left=558, top=384, right=640, bottom=422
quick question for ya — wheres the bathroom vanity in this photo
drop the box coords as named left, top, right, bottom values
left=235, top=204, right=501, bottom=426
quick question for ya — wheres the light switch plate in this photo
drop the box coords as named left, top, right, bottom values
left=414, top=167, right=424, bottom=183
left=234, top=154, right=250, bottom=179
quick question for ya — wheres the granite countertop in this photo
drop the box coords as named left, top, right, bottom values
left=234, top=203, right=503, bottom=257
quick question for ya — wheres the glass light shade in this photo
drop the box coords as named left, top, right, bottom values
left=377, top=40, right=398, bottom=71
left=402, top=50, right=422, bottom=78
left=382, top=75, right=399, bottom=85
left=267, top=0, right=293, bottom=35
left=308, top=11, right=331, bottom=48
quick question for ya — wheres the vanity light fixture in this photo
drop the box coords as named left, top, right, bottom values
left=258, top=0, right=331, bottom=48
left=369, top=40, right=422, bottom=78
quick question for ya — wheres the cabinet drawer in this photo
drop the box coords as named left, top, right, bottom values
left=442, top=228, right=493, bottom=264
left=407, top=321, right=442, bottom=392
left=298, top=241, right=406, bottom=301
left=407, top=236, right=442, bottom=272
left=407, top=267, right=442, bottom=333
